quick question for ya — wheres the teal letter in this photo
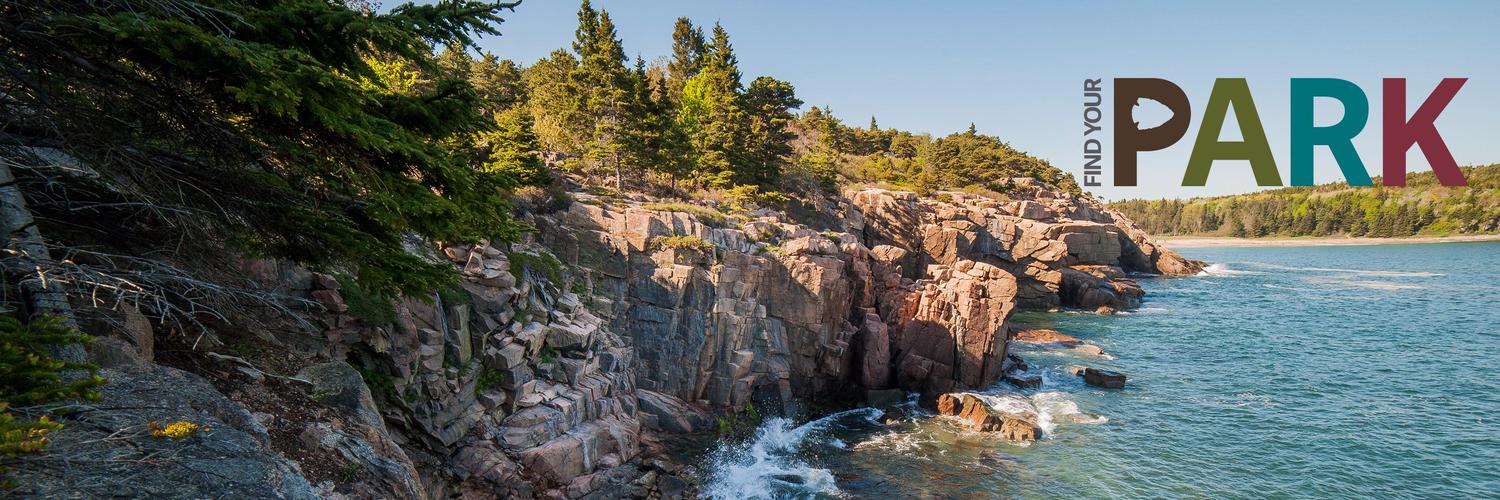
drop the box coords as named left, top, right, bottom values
left=1291, top=78, right=1371, bottom=186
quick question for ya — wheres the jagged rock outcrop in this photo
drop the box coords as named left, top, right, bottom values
left=24, top=183, right=1198, bottom=499
left=528, top=186, right=1199, bottom=419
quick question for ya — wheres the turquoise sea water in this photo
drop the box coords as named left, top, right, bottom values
left=706, top=241, right=1500, bottom=498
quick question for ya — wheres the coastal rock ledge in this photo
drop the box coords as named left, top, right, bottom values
left=23, top=184, right=1199, bottom=498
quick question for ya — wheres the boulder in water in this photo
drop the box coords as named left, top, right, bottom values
left=934, top=393, right=1040, bottom=443
left=1000, top=416, right=1042, bottom=442
left=879, top=406, right=908, bottom=425
left=1078, top=367, right=1126, bottom=388
left=1012, top=328, right=1082, bottom=344
left=1003, top=373, right=1042, bottom=388
left=771, top=474, right=806, bottom=485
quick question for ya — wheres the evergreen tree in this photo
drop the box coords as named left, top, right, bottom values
left=677, top=23, right=751, bottom=187
left=524, top=49, right=585, bottom=152
left=702, top=23, right=743, bottom=88
left=436, top=42, right=474, bottom=79
left=570, top=7, right=636, bottom=188
left=480, top=107, right=549, bottom=187
left=1, top=0, right=533, bottom=298
left=665, top=17, right=706, bottom=101
left=469, top=53, right=526, bottom=112
left=622, top=58, right=692, bottom=191
left=742, top=76, right=802, bottom=186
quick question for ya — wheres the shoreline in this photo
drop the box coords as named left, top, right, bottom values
left=1158, top=234, right=1500, bottom=248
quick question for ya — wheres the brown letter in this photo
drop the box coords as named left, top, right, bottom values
left=1115, top=78, right=1191, bottom=186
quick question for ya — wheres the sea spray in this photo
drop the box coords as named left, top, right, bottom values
left=703, top=407, right=880, bottom=499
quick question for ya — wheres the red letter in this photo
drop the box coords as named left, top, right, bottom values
left=1383, top=78, right=1468, bottom=186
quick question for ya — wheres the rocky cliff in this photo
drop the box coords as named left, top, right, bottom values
left=15, top=183, right=1200, bottom=499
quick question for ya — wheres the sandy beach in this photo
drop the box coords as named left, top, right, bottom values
left=1158, top=234, right=1500, bottom=248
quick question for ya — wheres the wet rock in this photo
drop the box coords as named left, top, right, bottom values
left=879, top=406, right=908, bottom=425
left=934, top=393, right=1040, bottom=443
left=1079, top=367, right=1126, bottom=388
left=1012, top=328, right=1083, bottom=345
left=1003, top=374, right=1042, bottom=388
left=999, top=416, right=1042, bottom=442
left=1012, top=328, right=1108, bottom=357
left=772, top=474, right=806, bottom=485
left=865, top=388, right=905, bottom=409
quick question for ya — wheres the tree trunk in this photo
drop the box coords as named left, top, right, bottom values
left=0, top=156, right=86, bottom=362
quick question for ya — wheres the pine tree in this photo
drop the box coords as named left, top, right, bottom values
left=436, top=42, right=474, bottom=79
left=622, top=58, right=692, bottom=191
left=1, top=0, right=533, bottom=299
left=481, top=107, right=549, bottom=187
left=677, top=23, right=751, bottom=187
left=703, top=23, right=743, bottom=88
left=665, top=17, right=706, bottom=102
left=524, top=49, right=585, bottom=152
left=742, top=76, right=802, bottom=186
left=573, top=0, right=601, bottom=55
left=568, top=7, right=640, bottom=189
left=469, top=53, right=526, bottom=112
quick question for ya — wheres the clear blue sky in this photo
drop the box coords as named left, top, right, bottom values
left=454, top=0, right=1499, bottom=200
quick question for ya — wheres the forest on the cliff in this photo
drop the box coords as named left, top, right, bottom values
left=1110, top=165, right=1500, bottom=238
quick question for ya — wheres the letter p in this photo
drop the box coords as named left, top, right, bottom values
left=1114, top=78, right=1191, bottom=186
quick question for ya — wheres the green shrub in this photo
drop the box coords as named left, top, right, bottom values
left=475, top=368, right=503, bottom=395
left=354, top=365, right=395, bottom=399
left=436, top=284, right=472, bottom=307
left=641, top=202, right=730, bottom=228
left=0, top=315, right=104, bottom=458
left=334, top=273, right=396, bottom=325
left=649, top=235, right=715, bottom=252
left=507, top=251, right=563, bottom=285
left=723, top=185, right=789, bottom=211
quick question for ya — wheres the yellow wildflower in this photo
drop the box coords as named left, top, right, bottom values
left=149, top=421, right=203, bottom=440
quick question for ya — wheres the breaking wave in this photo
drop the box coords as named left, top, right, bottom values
left=703, top=407, right=879, bottom=499
left=1197, top=263, right=1262, bottom=276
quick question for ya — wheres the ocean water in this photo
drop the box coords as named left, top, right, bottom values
left=705, top=241, right=1500, bottom=498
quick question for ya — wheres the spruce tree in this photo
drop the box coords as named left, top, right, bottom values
left=665, top=17, right=707, bottom=102
left=742, top=76, right=802, bottom=186
left=677, top=25, right=752, bottom=188
left=0, top=0, right=532, bottom=300
left=570, top=7, right=637, bottom=189
left=703, top=23, right=744, bottom=87
left=524, top=49, right=585, bottom=152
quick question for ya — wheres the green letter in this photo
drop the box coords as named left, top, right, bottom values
left=1183, top=78, right=1282, bottom=186
left=1291, top=78, right=1371, bottom=186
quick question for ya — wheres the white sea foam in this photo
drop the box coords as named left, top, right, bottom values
left=852, top=429, right=934, bottom=456
left=1244, top=262, right=1443, bottom=278
left=703, top=407, right=879, bottom=499
left=1304, top=276, right=1429, bottom=290
left=1197, top=263, right=1262, bottom=276
left=962, top=391, right=1106, bottom=437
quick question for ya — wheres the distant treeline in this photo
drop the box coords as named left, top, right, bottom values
left=1110, top=165, right=1500, bottom=237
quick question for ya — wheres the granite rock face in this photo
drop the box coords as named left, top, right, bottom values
left=526, top=185, right=1201, bottom=420
left=28, top=184, right=1196, bottom=499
